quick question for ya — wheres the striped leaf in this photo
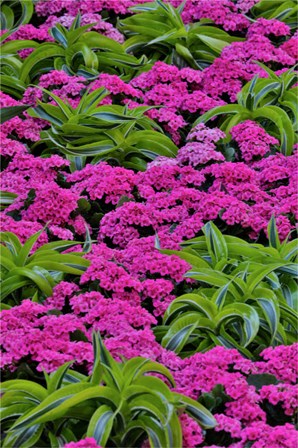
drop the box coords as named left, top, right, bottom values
left=215, top=303, right=259, bottom=347
left=87, top=405, right=115, bottom=445
left=174, top=394, right=217, bottom=429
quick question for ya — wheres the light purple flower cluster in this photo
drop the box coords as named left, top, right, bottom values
left=177, top=123, right=226, bottom=166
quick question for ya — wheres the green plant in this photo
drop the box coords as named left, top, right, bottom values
left=0, top=230, right=90, bottom=304
left=0, top=333, right=217, bottom=447
left=28, top=87, right=178, bottom=171
left=0, top=191, right=18, bottom=210
left=0, top=53, right=29, bottom=98
left=0, top=0, right=34, bottom=37
left=0, top=0, right=38, bottom=97
left=0, top=45, right=37, bottom=97
left=194, top=69, right=298, bottom=155
left=155, top=220, right=298, bottom=357
left=15, top=15, right=146, bottom=82
left=0, top=105, right=30, bottom=123
left=119, top=0, right=243, bottom=69
left=251, top=0, right=298, bottom=29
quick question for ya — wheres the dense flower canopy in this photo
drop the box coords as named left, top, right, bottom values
left=0, top=0, right=297, bottom=447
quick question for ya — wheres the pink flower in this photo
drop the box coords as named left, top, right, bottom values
left=64, top=437, right=102, bottom=448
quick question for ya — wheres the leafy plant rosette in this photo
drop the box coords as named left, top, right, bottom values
left=119, top=0, right=244, bottom=69
left=195, top=66, right=298, bottom=156
left=0, top=229, right=90, bottom=306
left=156, top=219, right=298, bottom=358
left=27, top=86, right=178, bottom=171
left=0, top=333, right=216, bottom=448
left=1, top=14, right=148, bottom=83
left=251, top=0, right=298, bottom=29
left=0, top=0, right=34, bottom=38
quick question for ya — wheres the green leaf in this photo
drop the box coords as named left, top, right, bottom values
left=247, top=262, right=292, bottom=294
left=193, top=104, right=248, bottom=127
left=0, top=75, right=26, bottom=99
left=280, top=239, right=298, bottom=261
left=124, top=35, right=152, bottom=53
left=0, top=276, right=32, bottom=301
left=78, top=32, right=124, bottom=53
left=0, top=404, right=33, bottom=422
left=20, top=44, right=65, bottom=82
left=160, top=249, right=210, bottom=269
left=76, top=87, right=110, bottom=114
left=10, top=383, right=116, bottom=430
left=91, top=332, right=123, bottom=390
left=87, top=405, right=114, bottom=445
left=174, top=393, right=217, bottom=429
left=211, top=282, right=233, bottom=308
left=0, top=106, right=29, bottom=123
left=39, top=88, right=73, bottom=119
left=33, top=240, right=82, bottom=254
left=202, top=221, right=228, bottom=265
left=16, top=230, right=43, bottom=267
left=252, top=106, right=294, bottom=155
left=1, top=40, right=38, bottom=55
left=28, top=103, right=67, bottom=126
left=123, top=358, right=175, bottom=387
left=215, top=303, right=259, bottom=346
left=50, top=25, right=68, bottom=48
left=3, top=424, right=43, bottom=448
left=0, top=5, right=14, bottom=31
left=122, top=417, right=167, bottom=448
left=2, top=380, right=48, bottom=402
left=162, top=313, right=215, bottom=353
left=164, top=294, right=217, bottom=322
left=185, top=268, right=231, bottom=288
left=165, top=412, right=182, bottom=448
left=0, top=231, right=22, bottom=255
left=4, top=265, right=55, bottom=294
left=15, top=0, right=34, bottom=28
left=195, top=34, right=229, bottom=54
left=133, top=376, right=174, bottom=402
left=0, top=191, right=18, bottom=210
left=130, top=395, right=169, bottom=424
left=47, top=362, right=73, bottom=395
left=246, top=373, right=278, bottom=390
left=267, top=216, right=281, bottom=249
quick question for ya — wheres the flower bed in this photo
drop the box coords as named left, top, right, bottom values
left=1, top=0, right=297, bottom=447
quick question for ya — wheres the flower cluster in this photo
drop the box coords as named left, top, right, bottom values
left=67, top=162, right=136, bottom=205
left=64, top=438, right=102, bottom=448
left=177, top=123, right=226, bottom=166
left=231, top=120, right=279, bottom=161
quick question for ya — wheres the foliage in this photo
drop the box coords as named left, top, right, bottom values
left=0, top=0, right=34, bottom=36
left=252, top=0, right=298, bottom=29
left=19, top=15, right=146, bottom=82
left=119, top=0, right=243, bottom=69
left=0, top=57, right=28, bottom=98
left=0, top=191, right=18, bottom=210
left=194, top=69, right=298, bottom=156
left=0, top=332, right=216, bottom=448
left=0, top=105, right=30, bottom=123
left=28, top=87, right=178, bottom=170
left=0, top=230, right=90, bottom=304
left=156, top=220, right=297, bottom=357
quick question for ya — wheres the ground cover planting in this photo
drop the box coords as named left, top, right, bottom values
left=0, top=0, right=297, bottom=447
